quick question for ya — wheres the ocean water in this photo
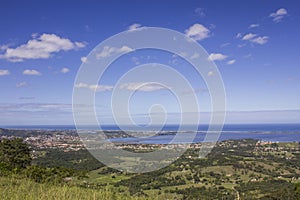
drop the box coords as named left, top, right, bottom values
left=0, top=124, right=300, bottom=132
left=2, top=124, right=300, bottom=143
left=4, top=123, right=300, bottom=132
left=110, top=131, right=300, bottom=144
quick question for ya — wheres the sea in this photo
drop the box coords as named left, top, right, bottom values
left=2, top=124, right=300, bottom=144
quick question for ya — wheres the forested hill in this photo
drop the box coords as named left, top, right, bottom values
left=0, top=128, right=76, bottom=138
left=0, top=128, right=27, bottom=137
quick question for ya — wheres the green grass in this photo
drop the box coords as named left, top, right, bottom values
left=0, top=176, right=155, bottom=200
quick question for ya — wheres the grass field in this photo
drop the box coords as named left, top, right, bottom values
left=0, top=176, right=145, bottom=200
left=0, top=176, right=182, bottom=200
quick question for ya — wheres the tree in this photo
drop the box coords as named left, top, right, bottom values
left=0, top=138, right=32, bottom=170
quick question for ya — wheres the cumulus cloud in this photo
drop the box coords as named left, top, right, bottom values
left=23, top=69, right=41, bottom=76
left=128, top=23, right=144, bottom=31
left=227, top=59, right=236, bottom=65
left=0, top=69, right=10, bottom=76
left=74, top=82, right=113, bottom=92
left=60, top=67, right=70, bottom=74
left=249, top=24, right=259, bottom=29
left=251, top=36, right=269, bottom=45
left=81, top=56, right=87, bottom=63
left=269, top=8, right=288, bottom=23
left=185, top=23, right=210, bottom=41
left=208, top=53, right=227, bottom=61
left=241, top=33, right=269, bottom=45
left=96, top=46, right=133, bottom=59
left=242, top=33, right=257, bottom=40
left=119, top=82, right=169, bottom=92
left=16, top=82, right=27, bottom=88
left=0, top=33, right=86, bottom=62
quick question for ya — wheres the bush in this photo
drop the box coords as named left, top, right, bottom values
left=24, top=165, right=80, bottom=183
left=0, top=138, right=31, bottom=170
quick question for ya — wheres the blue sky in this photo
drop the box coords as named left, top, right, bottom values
left=0, top=0, right=300, bottom=125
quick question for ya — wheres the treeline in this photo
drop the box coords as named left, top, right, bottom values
left=33, top=148, right=103, bottom=171
left=0, top=138, right=86, bottom=183
left=237, top=180, right=300, bottom=199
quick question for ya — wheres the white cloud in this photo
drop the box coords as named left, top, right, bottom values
left=89, top=84, right=113, bottom=92
left=208, top=53, right=227, bottom=61
left=75, top=42, right=86, bottom=48
left=227, top=59, right=236, bottom=65
left=16, top=82, right=27, bottom=88
left=269, top=8, right=288, bottom=23
left=81, top=56, right=87, bottom=63
left=31, top=33, right=39, bottom=38
left=242, top=33, right=257, bottom=40
left=0, top=69, right=10, bottom=76
left=0, top=44, right=9, bottom=51
left=23, top=69, right=41, bottom=76
left=251, top=36, right=269, bottom=45
left=0, top=103, right=71, bottom=111
left=128, top=23, right=144, bottom=31
left=207, top=71, right=214, bottom=76
left=74, top=82, right=113, bottom=92
left=96, top=46, right=133, bottom=59
left=190, top=53, right=200, bottom=59
left=185, top=23, right=210, bottom=41
left=0, top=33, right=86, bottom=62
left=74, top=82, right=89, bottom=88
left=119, top=82, right=168, bottom=92
left=179, top=52, right=188, bottom=57
left=61, top=67, right=70, bottom=74
left=194, top=8, right=205, bottom=17
left=131, top=56, right=140, bottom=65
left=209, top=24, right=216, bottom=30
left=220, top=43, right=230, bottom=48
left=249, top=24, right=259, bottom=29
left=236, top=33, right=242, bottom=38
left=241, top=33, right=269, bottom=45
